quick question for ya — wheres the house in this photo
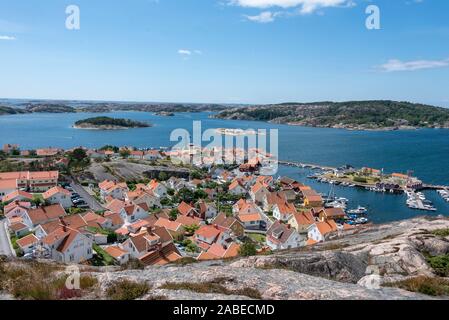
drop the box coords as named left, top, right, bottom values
left=99, top=180, right=129, bottom=200
left=302, top=189, right=324, bottom=207
left=256, top=176, right=274, bottom=188
left=178, top=201, right=198, bottom=217
left=42, top=186, right=72, bottom=208
left=262, top=191, right=287, bottom=212
left=307, top=220, right=338, bottom=243
left=3, top=144, right=19, bottom=154
left=139, top=242, right=182, bottom=266
left=318, top=207, right=346, bottom=222
left=197, top=242, right=240, bottom=261
left=250, top=183, right=270, bottom=204
left=129, top=150, right=145, bottom=160
left=104, top=246, right=130, bottom=265
left=266, top=221, right=305, bottom=250
left=16, top=234, right=40, bottom=255
left=105, top=199, right=127, bottom=213
left=147, top=180, right=168, bottom=198
left=143, top=150, right=162, bottom=161
left=36, top=148, right=60, bottom=157
left=154, top=217, right=184, bottom=238
left=103, top=212, right=124, bottom=230
left=4, top=201, right=31, bottom=221
left=35, top=214, right=88, bottom=239
left=175, top=215, right=203, bottom=228
left=82, top=211, right=113, bottom=230
left=204, top=188, right=217, bottom=200
left=0, top=179, right=18, bottom=198
left=125, top=189, right=161, bottom=209
left=8, top=220, right=30, bottom=237
left=198, top=200, right=217, bottom=220
left=237, top=212, right=266, bottom=230
left=228, top=180, right=247, bottom=196
left=288, top=211, right=316, bottom=233
left=2, top=190, right=33, bottom=204
left=26, top=204, right=67, bottom=227
left=119, top=203, right=149, bottom=224
left=194, top=225, right=222, bottom=250
left=40, top=226, right=93, bottom=263
left=121, top=226, right=174, bottom=260
left=0, top=171, right=59, bottom=194
left=272, top=202, right=297, bottom=222
left=232, top=199, right=260, bottom=216
left=212, top=213, right=244, bottom=237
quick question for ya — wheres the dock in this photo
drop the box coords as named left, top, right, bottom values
left=279, top=160, right=449, bottom=191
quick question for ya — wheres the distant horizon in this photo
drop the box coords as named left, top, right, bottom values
left=1, top=96, right=448, bottom=109
left=1, top=1, right=448, bottom=107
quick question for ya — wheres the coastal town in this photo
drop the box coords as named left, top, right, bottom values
left=0, top=142, right=385, bottom=266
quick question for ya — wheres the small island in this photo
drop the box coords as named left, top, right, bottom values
left=73, top=117, right=151, bottom=130
left=155, top=111, right=175, bottom=117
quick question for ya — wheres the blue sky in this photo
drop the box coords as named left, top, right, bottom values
left=0, top=0, right=448, bottom=106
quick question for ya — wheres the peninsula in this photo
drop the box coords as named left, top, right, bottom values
left=73, top=116, right=151, bottom=130
left=214, top=100, right=449, bottom=131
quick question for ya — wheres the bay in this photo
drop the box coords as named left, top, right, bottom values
left=0, top=111, right=448, bottom=223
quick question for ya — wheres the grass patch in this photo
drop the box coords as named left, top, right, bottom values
left=248, top=233, right=266, bottom=243
left=0, top=260, right=97, bottom=300
left=432, top=229, right=449, bottom=237
left=171, top=257, right=198, bottom=266
left=91, top=244, right=115, bottom=266
left=426, top=254, right=449, bottom=277
left=384, top=276, right=449, bottom=297
left=159, top=278, right=262, bottom=299
left=106, top=280, right=150, bottom=300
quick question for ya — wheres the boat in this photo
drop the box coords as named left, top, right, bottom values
left=347, top=206, right=368, bottom=215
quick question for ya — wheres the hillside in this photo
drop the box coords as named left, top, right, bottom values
left=1, top=217, right=448, bottom=300
left=24, top=104, right=76, bottom=113
left=0, top=106, right=28, bottom=115
left=74, top=117, right=151, bottom=130
left=214, top=100, right=449, bottom=130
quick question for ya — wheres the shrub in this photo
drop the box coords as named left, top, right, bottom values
left=427, top=254, right=449, bottom=277
left=353, top=176, right=367, bottom=183
left=432, top=229, right=449, bottom=237
left=106, top=280, right=150, bottom=300
left=384, top=276, right=449, bottom=296
left=239, top=241, right=257, bottom=257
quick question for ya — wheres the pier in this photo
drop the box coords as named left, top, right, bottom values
left=279, top=160, right=449, bottom=191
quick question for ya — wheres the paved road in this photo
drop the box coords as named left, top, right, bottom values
left=0, top=220, right=14, bottom=256
left=70, top=182, right=105, bottom=212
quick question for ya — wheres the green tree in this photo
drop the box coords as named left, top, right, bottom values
left=120, top=149, right=131, bottom=158
left=169, top=208, right=179, bottom=221
left=158, top=171, right=168, bottom=181
left=239, top=241, right=257, bottom=257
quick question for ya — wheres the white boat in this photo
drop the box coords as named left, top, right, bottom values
left=348, top=206, right=368, bottom=215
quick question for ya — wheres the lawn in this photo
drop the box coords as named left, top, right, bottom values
left=248, top=233, right=266, bottom=243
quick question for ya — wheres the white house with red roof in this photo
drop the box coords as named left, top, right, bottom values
left=273, top=201, right=298, bottom=222
left=266, top=221, right=304, bottom=250
left=250, top=182, right=270, bottom=204
left=228, top=180, right=247, bottom=196
left=16, top=234, right=40, bottom=255
left=119, top=203, right=149, bottom=224
left=42, top=186, right=72, bottom=208
left=99, top=180, right=129, bottom=200
left=2, top=190, right=33, bottom=204
left=307, top=220, right=339, bottom=243
left=40, top=226, right=93, bottom=263
left=147, top=179, right=168, bottom=198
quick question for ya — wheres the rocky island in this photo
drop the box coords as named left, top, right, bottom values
left=155, top=111, right=175, bottom=117
left=214, top=100, right=449, bottom=131
left=73, top=116, right=151, bottom=130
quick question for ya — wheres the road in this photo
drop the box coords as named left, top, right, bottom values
left=70, top=182, right=105, bottom=212
left=0, top=220, right=14, bottom=256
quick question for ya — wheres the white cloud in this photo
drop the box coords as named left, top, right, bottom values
left=378, top=58, right=449, bottom=72
left=245, top=11, right=280, bottom=23
left=229, top=0, right=353, bottom=14
left=178, top=49, right=192, bottom=56
left=0, top=35, right=16, bottom=40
